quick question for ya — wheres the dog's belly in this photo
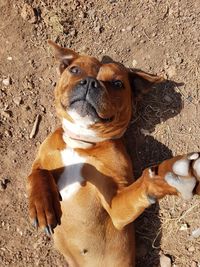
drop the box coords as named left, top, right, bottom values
left=55, top=146, right=135, bottom=266
left=54, top=186, right=135, bottom=267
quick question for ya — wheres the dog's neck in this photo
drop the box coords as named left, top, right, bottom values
left=62, top=118, right=126, bottom=149
left=62, top=129, right=96, bottom=149
left=62, top=118, right=105, bottom=149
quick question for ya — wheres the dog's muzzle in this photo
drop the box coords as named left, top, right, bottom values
left=69, top=77, right=110, bottom=122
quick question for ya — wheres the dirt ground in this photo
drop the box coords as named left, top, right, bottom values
left=0, top=0, right=200, bottom=266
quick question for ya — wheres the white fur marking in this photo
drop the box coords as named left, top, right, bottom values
left=165, top=172, right=196, bottom=200
left=68, top=110, right=94, bottom=127
left=63, top=115, right=96, bottom=139
left=193, top=157, right=200, bottom=177
left=187, top=152, right=199, bottom=160
left=172, top=159, right=189, bottom=176
left=63, top=55, right=74, bottom=59
left=58, top=146, right=86, bottom=201
left=148, top=168, right=154, bottom=178
left=62, top=110, right=107, bottom=143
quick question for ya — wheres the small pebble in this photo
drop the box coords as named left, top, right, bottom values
left=2, top=77, right=11, bottom=86
left=132, top=59, right=137, bottom=67
left=13, top=96, right=22, bottom=106
left=1, top=110, right=12, bottom=118
left=94, top=26, right=102, bottom=34
left=175, top=56, right=183, bottom=65
left=79, top=45, right=88, bottom=53
left=191, top=261, right=198, bottom=267
left=166, top=65, right=176, bottom=78
left=191, top=228, right=200, bottom=238
left=78, top=11, right=85, bottom=19
left=160, top=254, right=172, bottom=267
left=187, top=95, right=193, bottom=102
left=188, top=245, right=195, bottom=252
left=69, top=29, right=76, bottom=37
left=4, top=130, right=12, bottom=137
left=179, top=222, right=188, bottom=231
left=126, top=25, right=133, bottom=31
left=40, top=105, right=46, bottom=113
left=7, top=56, right=12, bottom=61
left=17, top=228, right=23, bottom=236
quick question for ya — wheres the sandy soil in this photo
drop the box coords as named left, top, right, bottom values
left=0, top=0, right=199, bottom=266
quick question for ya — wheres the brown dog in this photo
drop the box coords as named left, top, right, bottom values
left=27, top=41, right=200, bottom=267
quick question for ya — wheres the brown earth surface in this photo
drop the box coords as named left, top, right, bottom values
left=0, top=0, right=200, bottom=266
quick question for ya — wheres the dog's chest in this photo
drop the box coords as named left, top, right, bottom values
left=58, top=147, right=86, bottom=201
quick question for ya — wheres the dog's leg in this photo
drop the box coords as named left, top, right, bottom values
left=101, top=153, right=200, bottom=230
left=27, top=169, right=62, bottom=235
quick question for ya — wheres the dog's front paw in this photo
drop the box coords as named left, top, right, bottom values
left=27, top=170, right=62, bottom=236
left=163, top=152, right=200, bottom=200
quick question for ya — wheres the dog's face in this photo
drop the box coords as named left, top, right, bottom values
left=49, top=41, right=162, bottom=142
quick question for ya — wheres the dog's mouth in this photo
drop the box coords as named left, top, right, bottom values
left=69, top=99, right=113, bottom=123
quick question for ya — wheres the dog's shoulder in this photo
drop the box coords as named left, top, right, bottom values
left=39, top=127, right=66, bottom=152
left=32, top=128, right=66, bottom=170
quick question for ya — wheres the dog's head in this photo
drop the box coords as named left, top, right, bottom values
left=49, top=41, right=163, bottom=144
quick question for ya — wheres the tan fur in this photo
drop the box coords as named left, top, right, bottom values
left=27, top=42, right=200, bottom=267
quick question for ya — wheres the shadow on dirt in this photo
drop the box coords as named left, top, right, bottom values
left=125, top=80, right=183, bottom=267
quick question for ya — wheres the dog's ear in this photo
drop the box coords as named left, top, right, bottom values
left=48, top=40, right=78, bottom=74
left=101, top=55, right=115, bottom=64
left=128, top=69, right=164, bottom=99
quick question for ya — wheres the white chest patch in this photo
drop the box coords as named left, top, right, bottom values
left=58, top=147, right=86, bottom=201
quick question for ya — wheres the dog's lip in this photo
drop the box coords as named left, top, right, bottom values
left=69, top=99, right=113, bottom=123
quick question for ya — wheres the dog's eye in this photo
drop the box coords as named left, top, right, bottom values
left=69, top=66, right=81, bottom=75
left=112, top=80, right=123, bottom=88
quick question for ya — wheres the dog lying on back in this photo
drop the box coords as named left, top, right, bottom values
left=27, top=41, right=200, bottom=267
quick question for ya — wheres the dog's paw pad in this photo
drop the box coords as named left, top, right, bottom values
left=172, top=158, right=190, bottom=176
left=165, top=172, right=196, bottom=200
left=192, top=157, right=200, bottom=178
left=165, top=153, right=200, bottom=199
left=172, top=153, right=200, bottom=177
left=187, top=152, right=199, bottom=160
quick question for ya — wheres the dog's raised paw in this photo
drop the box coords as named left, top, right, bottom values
left=165, top=152, right=200, bottom=200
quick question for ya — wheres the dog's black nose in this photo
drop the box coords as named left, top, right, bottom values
left=79, top=77, right=100, bottom=90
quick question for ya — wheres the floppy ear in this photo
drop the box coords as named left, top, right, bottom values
left=101, top=55, right=115, bottom=64
left=48, top=40, right=78, bottom=74
left=128, top=69, right=164, bottom=99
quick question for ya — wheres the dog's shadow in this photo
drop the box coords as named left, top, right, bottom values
left=124, top=80, right=183, bottom=267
